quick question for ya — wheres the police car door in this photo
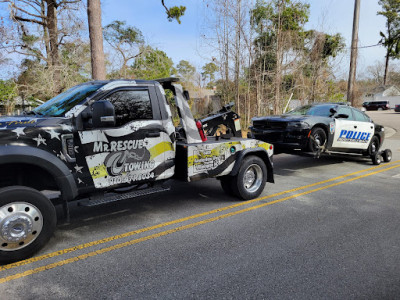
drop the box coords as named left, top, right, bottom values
left=79, top=87, right=169, bottom=189
left=332, top=106, right=374, bottom=150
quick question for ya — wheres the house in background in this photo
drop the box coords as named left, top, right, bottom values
left=189, top=89, right=221, bottom=117
left=362, top=85, right=400, bottom=108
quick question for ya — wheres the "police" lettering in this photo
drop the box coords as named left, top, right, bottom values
left=338, top=130, right=371, bottom=143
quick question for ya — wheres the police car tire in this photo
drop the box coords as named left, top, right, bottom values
left=220, top=176, right=235, bottom=196
left=382, top=149, right=392, bottom=162
left=0, top=186, right=57, bottom=264
left=372, top=153, right=382, bottom=165
left=367, top=136, right=380, bottom=156
left=231, top=156, right=267, bottom=200
left=308, top=127, right=327, bottom=153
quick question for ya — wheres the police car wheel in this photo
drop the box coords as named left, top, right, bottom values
left=0, top=186, right=57, bottom=264
left=231, top=156, right=267, bottom=200
left=382, top=149, right=392, bottom=162
left=368, top=136, right=380, bottom=156
left=308, top=127, right=326, bottom=154
left=372, top=152, right=382, bottom=165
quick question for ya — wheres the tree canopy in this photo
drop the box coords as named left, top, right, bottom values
left=132, top=48, right=176, bottom=79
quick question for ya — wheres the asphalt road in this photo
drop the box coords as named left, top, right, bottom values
left=1, top=110, right=400, bottom=299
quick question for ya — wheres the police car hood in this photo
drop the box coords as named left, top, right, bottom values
left=252, top=114, right=308, bottom=123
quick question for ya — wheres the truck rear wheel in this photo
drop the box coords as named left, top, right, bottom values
left=0, top=186, right=57, bottom=264
left=231, top=156, right=267, bottom=200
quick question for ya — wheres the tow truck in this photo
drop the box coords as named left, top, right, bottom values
left=0, top=78, right=274, bottom=263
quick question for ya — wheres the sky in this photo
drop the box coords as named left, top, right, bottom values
left=0, top=0, right=389, bottom=80
left=101, top=0, right=388, bottom=80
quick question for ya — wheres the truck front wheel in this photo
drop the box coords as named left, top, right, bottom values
left=231, top=156, right=267, bottom=200
left=0, top=186, right=57, bottom=264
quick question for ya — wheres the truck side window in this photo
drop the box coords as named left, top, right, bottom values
left=106, top=90, right=153, bottom=126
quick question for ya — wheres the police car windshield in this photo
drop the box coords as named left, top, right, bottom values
left=286, top=104, right=335, bottom=117
left=33, top=83, right=105, bottom=117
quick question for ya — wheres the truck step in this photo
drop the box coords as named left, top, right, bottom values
left=78, top=185, right=170, bottom=207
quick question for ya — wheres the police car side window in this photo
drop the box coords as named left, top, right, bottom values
left=106, top=90, right=153, bottom=127
left=336, top=106, right=354, bottom=120
left=353, top=109, right=370, bottom=122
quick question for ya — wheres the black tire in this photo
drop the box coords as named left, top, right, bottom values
left=372, top=152, right=382, bottom=165
left=382, top=149, right=392, bottom=162
left=307, top=127, right=327, bottom=154
left=231, top=156, right=267, bottom=200
left=0, top=186, right=57, bottom=264
left=367, top=136, right=380, bottom=156
left=220, top=176, right=235, bottom=196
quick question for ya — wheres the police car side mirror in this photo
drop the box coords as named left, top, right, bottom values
left=336, top=113, right=349, bottom=119
left=329, top=107, right=337, bottom=117
left=92, top=100, right=116, bottom=128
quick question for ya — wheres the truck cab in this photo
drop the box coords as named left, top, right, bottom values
left=0, top=78, right=274, bottom=263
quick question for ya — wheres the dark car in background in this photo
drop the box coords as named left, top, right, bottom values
left=395, top=104, right=400, bottom=112
left=250, top=103, right=385, bottom=158
left=363, top=100, right=390, bottom=111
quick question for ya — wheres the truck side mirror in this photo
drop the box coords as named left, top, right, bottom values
left=92, top=100, right=116, bottom=128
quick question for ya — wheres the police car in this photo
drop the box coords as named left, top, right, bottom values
left=250, top=103, right=391, bottom=164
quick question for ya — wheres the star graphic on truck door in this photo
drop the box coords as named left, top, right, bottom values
left=12, top=127, right=26, bottom=138
left=74, top=165, right=83, bottom=173
left=45, top=129, right=61, bottom=140
left=60, top=124, right=73, bottom=132
left=33, top=134, right=47, bottom=146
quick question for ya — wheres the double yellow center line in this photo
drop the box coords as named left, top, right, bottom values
left=1, top=160, right=399, bottom=283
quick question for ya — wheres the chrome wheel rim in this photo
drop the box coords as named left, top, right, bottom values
left=0, top=202, right=43, bottom=251
left=312, top=132, right=324, bottom=150
left=371, top=141, right=378, bottom=154
left=243, top=164, right=263, bottom=193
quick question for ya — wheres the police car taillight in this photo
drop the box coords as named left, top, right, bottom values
left=196, top=121, right=208, bottom=142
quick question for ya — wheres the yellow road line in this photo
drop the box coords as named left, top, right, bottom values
left=0, top=163, right=399, bottom=284
left=1, top=160, right=399, bottom=272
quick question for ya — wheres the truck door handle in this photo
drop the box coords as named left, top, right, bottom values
left=354, top=126, right=357, bottom=129
left=146, top=132, right=160, bottom=138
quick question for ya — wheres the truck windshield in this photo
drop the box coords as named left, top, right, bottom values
left=33, top=83, right=104, bottom=117
left=286, top=104, right=335, bottom=117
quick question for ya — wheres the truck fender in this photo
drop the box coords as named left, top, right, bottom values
left=229, top=148, right=274, bottom=183
left=0, top=145, right=78, bottom=201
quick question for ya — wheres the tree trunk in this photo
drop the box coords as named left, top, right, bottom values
left=41, top=1, right=51, bottom=65
left=46, top=0, right=61, bottom=93
left=274, top=1, right=283, bottom=115
left=234, top=0, right=241, bottom=116
left=383, top=50, right=390, bottom=85
left=87, top=0, right=106, bottom=80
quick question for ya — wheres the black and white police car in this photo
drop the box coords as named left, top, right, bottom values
left=250, top=103, right=392, bottom=164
